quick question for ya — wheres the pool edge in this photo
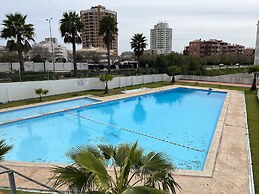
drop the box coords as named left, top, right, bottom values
left=2, top=85, right=231, bottom=177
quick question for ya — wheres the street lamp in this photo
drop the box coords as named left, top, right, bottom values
left=46, top=18, right=55, bottom=71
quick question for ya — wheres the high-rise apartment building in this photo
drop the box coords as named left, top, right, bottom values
left=150, top=22, right=172, bottom=54
left=80, top=5, right=118, bottom=55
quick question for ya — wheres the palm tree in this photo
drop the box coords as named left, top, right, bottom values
left=0, top=13, right=35, bottom=75
left=34, top=88, right=49, bottom=102
left=99, top=74, right=113, bottom=94
left=60, top=11, right=84, bottom=77
left=167, top=66, right=182, bottom=83
left=0, top=140, right=13, bottom=161
left=52, top=142, right=181, bottom=194
left=248, top=66, right=259, bottom=90
left=99, top=15, right=118, bottom=74
left=130, top=33, right=147, bottom=69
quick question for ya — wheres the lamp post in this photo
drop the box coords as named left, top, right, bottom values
left=46, top=18, right=55, bottom=71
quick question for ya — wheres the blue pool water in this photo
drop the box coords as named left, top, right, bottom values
left=0, top=97, right=98, bottom=123
left=0, top=88, right=226, bottom=170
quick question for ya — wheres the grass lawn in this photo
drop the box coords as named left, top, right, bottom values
left=0, top=81, right=258, bottom=193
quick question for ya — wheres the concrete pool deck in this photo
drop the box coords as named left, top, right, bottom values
left=0, top=85, right=251, bottom=193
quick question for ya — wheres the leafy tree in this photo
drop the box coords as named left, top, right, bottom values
left=0, top=13, right=35, bottom=74
left=130, top=33, right=147, bottom=69
left=248, top=66, right=259, bottom=90
left=30, top=46, right=50, bottom=62
left=154, top=54, right=169, bottom=73
left=237, top=54, right=253, bottom=65
left=91, top=53, right=101, bottom=65
left=0, top=52, right=19, bottom=62
left=99, top=74, right=113, bottom=94
left=34, top=88, right=49, bottom=102
left=52, top=142, right=181, bottom=194
left=167, top=66, right=181, bottom=83
left=221, top=53, right=237, bottom=67
left=99, top=15, right=118, bottom=74
left=75, top=53, right=85, bottom=62
left=0, top=139, right=12, bottom=161
left=187, top=56, right=203, bottom=75
left=60, top=11, right=84, bottom=77
left=166, top=52, right=183, bottom=67
left=204, top=55, right=220, bottom=66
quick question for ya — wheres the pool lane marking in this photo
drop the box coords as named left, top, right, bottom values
left=67, top=111, right=205, bottom=153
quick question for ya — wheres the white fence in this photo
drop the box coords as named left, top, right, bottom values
left=257, top=90, right=259, bottom=100
left=181, top=75, right=254, bottom=85
left=0, top=74, right=170, bottom=103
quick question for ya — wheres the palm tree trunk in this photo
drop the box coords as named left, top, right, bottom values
left=17, top=39, right=25, bottom=75
left=251, top=73, right=257, bottom=90
left=104, top=80, right=109, bottom=94
left=137, top=55, right=140, bottom=69
left=72, top=39, right=77, bottom=77
left=171, top=75, right=175, bottom=83
left=107, top=42, right=111, bottom=74
left=43, top=61, right=46, bottom=72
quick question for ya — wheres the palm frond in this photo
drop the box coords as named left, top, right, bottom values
left=142, top=152, right=173, bottom=172
left=121, top=186, right=166, bottom=194
left=99, top=15, right=118, bottom=46
left=67, top=145, right=101, bottom=162
left=51, top=165, right=95, bottom=193
left=60, top=11, right=84, bottom=43
left=130, top=33, right=147, bottom=57
left=98, top=144, right=116, bottom=160
left=75, top=149, right=111, bottom=189
left=145, top=171, right=181, bottom=194
left=0, top=140, right=12, bottom=161
left=114, top=143, right=131, bottom=167
left=51, top=142, right=180, bottom=194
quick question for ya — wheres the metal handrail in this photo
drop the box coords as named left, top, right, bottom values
left=0, top=165, right=63, bottom=194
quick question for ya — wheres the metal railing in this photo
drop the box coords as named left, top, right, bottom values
left=0, top=165, right=63, bottom=194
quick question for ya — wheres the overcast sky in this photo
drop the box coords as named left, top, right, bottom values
left=0, top=0, right=258, bottom=54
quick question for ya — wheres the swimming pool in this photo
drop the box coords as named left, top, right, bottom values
left=0, top=97, right=99, bottom=123
left=0, top=87, right=226, bottom=170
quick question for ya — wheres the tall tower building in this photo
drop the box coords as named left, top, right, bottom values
left=254, top=20, right=259, bottom=66
left=150, top=22, right=172, bottom=54
left=80, top=5, right=118, bottom=55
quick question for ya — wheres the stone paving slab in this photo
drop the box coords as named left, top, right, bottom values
left=0, top=85, right=250, bottom=193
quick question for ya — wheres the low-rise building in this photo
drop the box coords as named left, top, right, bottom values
left=76, top=47, right=117, bottom=64
left=30, top=37, right=68, bottom=61
left=184, top=39, right=246, bottom=58
left=244, top=48, right=255, bottom=57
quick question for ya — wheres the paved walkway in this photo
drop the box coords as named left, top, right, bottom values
left=0, top=85, right=251, bottom=193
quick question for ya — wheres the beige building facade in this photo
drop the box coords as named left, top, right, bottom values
left=80, top=5, right=118, bottom=55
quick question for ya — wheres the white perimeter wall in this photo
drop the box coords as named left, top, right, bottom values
left=181, top=75, right=254, bottom=85
left=0, top=74, right=171, bottom=103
